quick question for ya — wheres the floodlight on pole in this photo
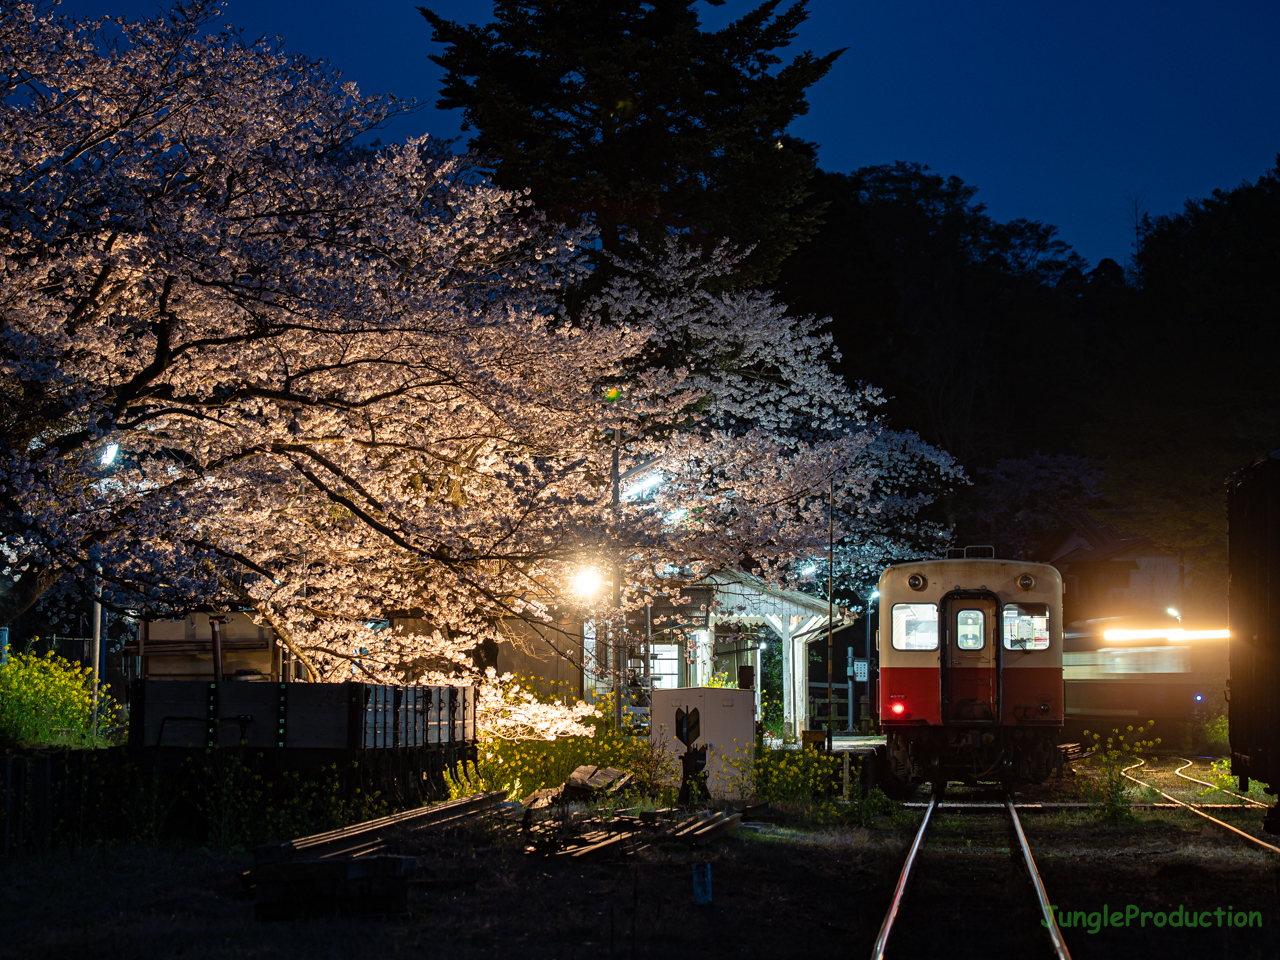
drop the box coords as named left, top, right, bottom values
left=573, top=567, right=604, bottom=601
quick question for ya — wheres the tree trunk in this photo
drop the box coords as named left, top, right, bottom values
left=0, top=563, right=61, bottom=626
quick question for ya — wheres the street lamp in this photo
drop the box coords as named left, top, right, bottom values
left=573, top=567, right=604, bottom=601
left=862, top=589, right=879, bottom=734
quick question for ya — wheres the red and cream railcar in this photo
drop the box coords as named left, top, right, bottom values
left=876, top=558, right=1064, bottom=793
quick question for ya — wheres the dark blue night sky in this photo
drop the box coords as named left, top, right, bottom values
left=59, top=0, right=1280, bottom=267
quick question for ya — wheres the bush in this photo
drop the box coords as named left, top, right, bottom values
left=1202, top=713, right=1229, bottom=755
left=0, top=649, right=118, bottom=748
left=751, top=744, right=841, bottom=803
left=183, top=751, right=388, bottom=853
left=1081, top=723, right=1160, bottom=822
left=1202, top=758, right=1270, bottom=802
left=448, top=688, right=681, bottom=802
left=446, top=725, right=672, bottom=801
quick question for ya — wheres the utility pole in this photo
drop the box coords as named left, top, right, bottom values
left=90, top=567, right=102, bottom=737
left=826, top=477, right=834, bottom=752
left=612, top=424, right=623, bottom=732
left=863, top=588, right=877, bottom=734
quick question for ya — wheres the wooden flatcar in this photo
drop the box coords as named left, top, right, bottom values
left=121, top=613, right=478, bottom=803
left=128, top=679, right=477, bottom=804
left=130, top=679, right=476, bottom=752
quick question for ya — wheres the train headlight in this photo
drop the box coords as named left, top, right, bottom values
left=1018, top=574, right=1035, bottom=591
left=907, top=574, right=927, bottom=591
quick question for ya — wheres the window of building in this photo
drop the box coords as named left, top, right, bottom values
left=648, top=643, right=680, bottom=689
left=583, top=620, right=612, bottom=697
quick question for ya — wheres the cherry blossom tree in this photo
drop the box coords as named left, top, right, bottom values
left=0, top=2, right=957, bottom=717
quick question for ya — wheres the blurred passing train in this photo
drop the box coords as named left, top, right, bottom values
left=1062, top=615, right=1229, bottom=731
left=874, top=556, right=1063, bottom=795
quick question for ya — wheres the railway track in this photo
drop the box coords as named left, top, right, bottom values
left=1172, top=757, right=1269, bottom=808
left=1122, top=758, right=1280, bottom=854
left=870, top=795, right=1071, bottom=960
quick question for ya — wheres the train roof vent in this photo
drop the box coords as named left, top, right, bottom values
left=947, top=545, right=996, bottom=559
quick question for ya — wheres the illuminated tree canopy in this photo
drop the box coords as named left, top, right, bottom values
left=0, top=1, right=954, bottom=701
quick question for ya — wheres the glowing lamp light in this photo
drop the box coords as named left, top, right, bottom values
left=1167, top=607, right=1180, bottom=618
left=890, top=702, right=906, bottom=716
left=100, top=443, right=119, bottom=467
left=1102, top=628, right=1229, bottom=642
left=572, top=567, right=603, bottom=600
left=1195, top=694, right=1204, bottom=702
left=800, top=564, right=817, bottom=576
left=622, top=472, right=663, bottom=500
left=871, top=590, right=880, bottom=600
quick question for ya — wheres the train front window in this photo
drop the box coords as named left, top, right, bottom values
left=956, top=609, right=984, bottom=649
left=1003, top=603, right=1050, bottom=650
left=892, top=603, right=938, bottom=650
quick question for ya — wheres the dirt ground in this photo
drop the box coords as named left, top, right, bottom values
left=2, top=759, right=1278, bottom=960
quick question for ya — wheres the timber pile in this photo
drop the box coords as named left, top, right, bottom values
left=244, top=773, right=746, bottom=917
left=516, top=806, right=741, bottom=858
left=245, top=791, right=507, bottom=920
left=1057, top=743, right=1094, bottom=764
left=522, top=764, right=632, bottom=809
left=511, top=762, right=743, bottom=857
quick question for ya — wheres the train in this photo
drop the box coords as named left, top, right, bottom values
left=1226, top=450, right=1280, bottom=832
left=874, top=556, right=1063, bottom=796
left=1062, top=614, right=1227, bottom=733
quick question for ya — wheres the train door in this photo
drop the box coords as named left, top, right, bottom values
left=941, top=593, right=998, bottom=722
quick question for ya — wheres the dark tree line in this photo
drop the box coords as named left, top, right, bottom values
left=419, top=0, right=840, bottom=285
left=1080, top=161, right=1280, bottom=572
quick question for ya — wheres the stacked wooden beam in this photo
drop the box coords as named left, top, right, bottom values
left=1056, top=742, right=1093, bottom=763
left=247, top=791, right=507, bottom=920
left=517, top=807, right=741, bottom=858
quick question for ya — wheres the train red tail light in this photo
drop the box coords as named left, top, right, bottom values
left=890, top=702, right=906, bottom=716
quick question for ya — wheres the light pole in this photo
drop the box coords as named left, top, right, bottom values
left=90, top=566, right=102, bottom=738
left=611, top=423, right=624, bottom=731
left=825, top=477, right=834, bottom=752
left=863, top=588, right=878, bottom=734
left=755, top=640, right=765, bottom=728
left=89, top=443, right=119, bottom=738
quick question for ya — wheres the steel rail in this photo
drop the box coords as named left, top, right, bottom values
left=870, top=796, right=935, bottom=960
left=1173, top=757, right=1268, bottom=808
left=869, top=794, right=1070, bottom=959
left=1123, top=759, right=1280, bottom=854
left=1006, top=797, right=1072, bottom=960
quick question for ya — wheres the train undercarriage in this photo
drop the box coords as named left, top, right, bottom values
left=876, top=724, right=1059, bottom=798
